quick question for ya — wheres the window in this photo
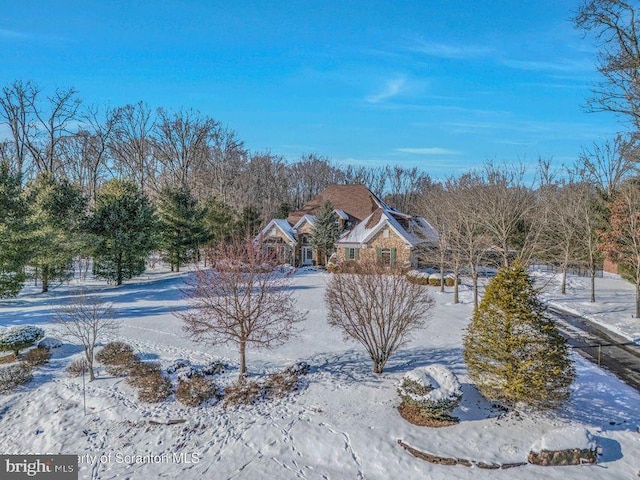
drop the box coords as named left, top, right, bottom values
left=377, top=247, right=396, bottom=267
left=346, top=248, right=359, bottom=260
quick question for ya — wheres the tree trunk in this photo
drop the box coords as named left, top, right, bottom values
left=439, top=261, right=445, bottom=293
left=561, top=265, right=567, bottom=295
left=86, top=348, right=95, bottom=381
left=238, top=340, right=247, bottom=382
left=472, top=268, right=479, bottom=311
left=453, top=274, right=459, bottom=304
left=41, top=264, right=49, bottom=293
left=590, top=266, right=596, bottom=303
left=636, top=281, right=640, bottom=319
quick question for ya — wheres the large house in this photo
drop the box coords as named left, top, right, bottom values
left=258, top=184, right=437, bottom=268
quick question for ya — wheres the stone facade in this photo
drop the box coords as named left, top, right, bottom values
left=337, top=226, right=413, bottom=268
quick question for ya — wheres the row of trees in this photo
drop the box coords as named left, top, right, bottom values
left=417, top=143, right=639, bottom=313
left=0, top=80, right=430, bottom=219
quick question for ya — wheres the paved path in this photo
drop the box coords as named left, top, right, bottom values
left=547, top=305, right=640, bottom=392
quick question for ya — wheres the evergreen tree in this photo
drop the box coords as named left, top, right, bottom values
left=89, top=179, right=157, bottom=285
left=236, top=205, right=262, bottom=238
left=463, top=262, right=574, bottom=410
left=310, top=200, right=338, bottom=266
left=203, top=197, right=237, bottom=248
left=26, top=173, right=86, bottom=292
left=156, top=186, right=208, bottom=271
left=0, top=162, right=29, bottom=297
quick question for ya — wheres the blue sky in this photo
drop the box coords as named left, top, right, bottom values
left=0, top=0, right=625, bottom=177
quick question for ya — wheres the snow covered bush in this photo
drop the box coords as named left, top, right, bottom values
left=38, top=337, right=62, bottom=349
left=223, top=380, right=262, bottom=406
left=428, top=273, right=442, bottom=287
left=66, top=359, right=86, bottom=377
left=201, top=360, right=228, bottom=376
left=127, top=362, right=172, bottom=403
left=25, top=346, right=51, bottom=366
left=444, top=274, right=456, bottom=287
left=397, top=365, right=462, bottom=425
left=406, top=270, right=430, bottom=285
left=0, top=362, right=33, bottom=393
left=0, top=326, right=45, bottom=356
left=176, top=375, right=218, bottom=406
left=96, top=342, right=140, bottom=376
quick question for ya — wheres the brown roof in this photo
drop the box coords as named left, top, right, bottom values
left=287, top=184, right=383, bottom=225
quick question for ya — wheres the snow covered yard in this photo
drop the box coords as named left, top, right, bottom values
left=0, top=269, right=639, bottom=480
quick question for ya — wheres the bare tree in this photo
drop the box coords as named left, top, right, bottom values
left=54, top=291, right=118, bottom=381
left=324, top=262, right=435, bottom=373
left=574, top=0, right=640, bottom=126
left=180, top=237, right=304, bottom=381
left=0, top=80, right=33, bottom=181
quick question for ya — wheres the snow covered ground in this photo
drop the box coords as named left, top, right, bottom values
left=534, top=270, right=640, bottom=343
left=0, top=268, right=639, bottom=480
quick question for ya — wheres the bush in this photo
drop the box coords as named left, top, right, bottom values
left=223, top=380, right=262, bottom=406
left=444, top=274, right=456, bottom=287
left=25, top=347, right=51, bottom=367
left=66, top=359, right=86, bottom=377
left=201, top=360, right=228, bottom=376
left=0, top=326, right=45, bottom=356
left=0, top=362, right=33, bottom=393
left=397, top=365, right=462, bottom=425
left=406, top=270, right=430, bottom=285
left=284, top=361, right=310, bottom=376
left=428, top=273, right=442, bottom=286
left=136, top=372, right=172, bottom=403
left=96, top=342, right=140, bottom=376
left=262, top=372, right=299, bottom=398
left=176, top=375, right=218, bottom=406
left=126, top=362, right=162, bottom=387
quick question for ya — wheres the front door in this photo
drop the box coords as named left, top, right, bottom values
left=302, top=246, right=313, bottom=265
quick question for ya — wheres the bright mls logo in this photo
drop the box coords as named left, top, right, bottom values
left=1, top=455, right=77, bottom=479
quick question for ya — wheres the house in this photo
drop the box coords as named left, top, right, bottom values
left=257, top=184, right=438, bottom=268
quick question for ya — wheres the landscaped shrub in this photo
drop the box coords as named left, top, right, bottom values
left=284, top=361, right=310, bottom=376
left=0, top=362, right=33, bottom=393
left=397, top=365, right=462, bottom=426
left=38, top=337, right=63, bottom=349
left=444, top=274, right=456, bottom=287
left=126, top=361, right=162, bottom=387
left=0, top=326, right=45, bottom=356
left=223, top=380, right=262, bottom=406
left=406, top=270, right=430, bottom=285
left=66, top=359, right=86, bottom=377
left=262, top=372, right=299, bottom=398
left=126, top=361, right=171, bottom=402
left=201, top=360, right=228, bottom=376
left=428, top=273, right=442, bottom=287
left=176, top=375, right=218, bottom=406
left=96, top=342, right=140, bottom=376
left=25, top=347, right=51, bottom=366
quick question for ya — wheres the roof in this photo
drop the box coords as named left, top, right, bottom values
left=287, top=184, right=386, bottom=225
left=336, top=208, right=439, bottom=248
left=293, top=214, right=317, bottom=230
left=258, top=218, right=297, bottom=245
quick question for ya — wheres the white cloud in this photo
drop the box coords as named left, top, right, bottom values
left=365, top=77, right=407, bottom=103
left=409, top=40, right=494, bottom=59
left=395, top=147, right=460, bottom=155
left=503, top=58, right=594, bottom=73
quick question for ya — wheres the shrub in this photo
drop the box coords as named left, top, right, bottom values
left=262, top=372, right=299, bottom=398
left=25, top=347, right=51, bottom=366
left=96, top=342, right=140, bottom=376
left=397, top=365, right=462, bottom=425
left=284, top=361, right=310, bottom=376
left=428, top=273, right=442, bottom=286
left=0, top=362, right=33, bottom=393
left=38, top=337, right=63, bottom=349
left=136, top=372, right=172, bottom=403
left=201, top=360, right=228, bottom=376
left=444, top=274, right=456, bottom=287
left=223, top=380, right=262, bottom=406
left=0, top=326, right=45, bottom=356
left=126, top=362, right=162, bottom=387
left=406, top=270, right=430, bottom=285
left=66, top=359, right=86, bottom=377
left=176, top=375, right=218, bottom=406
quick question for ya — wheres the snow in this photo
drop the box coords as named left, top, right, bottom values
left=400, top=365, right=462, bottom=402
left=38, top=337, right=63, bottom=349
left=530, top=426, right=596, bottom=453
left=533, top=270, right=640, bottom=342
left=0, top=267, right=638, bottom=479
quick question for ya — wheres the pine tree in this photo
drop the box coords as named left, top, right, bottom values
left=156, top=186, right=208, bottom=271
left=0, top=162, right=29, bottom=297
left=26, top=173, right=86, bottom=292
left=310, top=200, right=338, bottom=266
left=89, top=179, right=157, bottom=285
left=463, top=261, right=574, bottom=410
left=236, top=205, right=261, bottom=238
left=203, top=198, right=237, bottom=248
